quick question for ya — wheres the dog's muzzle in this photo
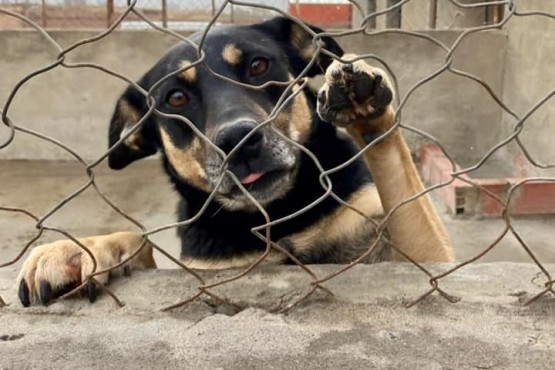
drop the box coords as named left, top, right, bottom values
left=205, top=119, right=299, bottom=209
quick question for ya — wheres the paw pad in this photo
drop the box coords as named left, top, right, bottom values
left=317, top=59, right=393, bottom=126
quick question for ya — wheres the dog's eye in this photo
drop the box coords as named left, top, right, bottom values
left=166, top=90, right=189, bottom=108
left=249, top=57, right=269, bottom=77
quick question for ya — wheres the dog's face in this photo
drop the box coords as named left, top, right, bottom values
left=107, top=17, right=342, bottom=211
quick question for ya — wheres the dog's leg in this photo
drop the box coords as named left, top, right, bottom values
left=17, top=231, right=156, bottom=306
left=317, top=55, right=453, bottom=262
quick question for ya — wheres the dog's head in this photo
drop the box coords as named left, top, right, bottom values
left=107, top=17, right=343, bottom=211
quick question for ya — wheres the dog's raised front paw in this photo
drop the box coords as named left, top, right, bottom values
left=317, top=54, right=393, bottom=127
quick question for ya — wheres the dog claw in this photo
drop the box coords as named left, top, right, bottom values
left=341, top=63, right=353, bottom=74
left=86, top=280, right=98, bottom=303
left=18, top=280, right=30, bottom=307
left=331, top=68, right=342, bottom=79
left=39, top=281, right=53, bottom=306
left=317, top=89, right=326, bottom=104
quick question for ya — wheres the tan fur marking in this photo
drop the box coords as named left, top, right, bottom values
left=214, top=196, right=259, bottom=212
left=178, top=60, right=197, bottom=83
left=159, top=128, right=211, bottom=193
left=274, top=76, right=312, bottom=143
left=117, top=99, right=142, bottom=150
left=222, top=43, right=243, bottom=65
left=347, top=108, right=454, bottom=262
left=290, top=24, right=318, bottom=61
left=299, top=44, right=317, bottom=61
left=182, top=250, right=285, bottom=270
left=118, top=99, right=140, bottom=123
left=289, top=185, right=384, bottom=251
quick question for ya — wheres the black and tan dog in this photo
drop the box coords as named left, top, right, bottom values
left=17, top=17, right=453, bottom=306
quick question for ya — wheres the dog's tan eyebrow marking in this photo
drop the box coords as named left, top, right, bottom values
left=222, top=43, right=243, bottom=65
left=159, top=127, right=211, bottom=193
left=178, top=60, right=197, bottom=83
left=289, top=23, right=320, bottom=61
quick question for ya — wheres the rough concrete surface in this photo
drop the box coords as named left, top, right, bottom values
left=1, top=264, right=555, bottom=370
left=1, top=160, right=555, bottom=369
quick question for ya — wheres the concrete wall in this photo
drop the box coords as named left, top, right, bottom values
left=399, top=0, right=433, bottom=30
left=500, top=0, right=555, bottom=176
left=352, top=0, right=487, bottom=30
left=352, top=0, right=395, bottom=30
left=0, top=28, right=507, bottom=165
left=435, top=0, right=486, bottom=30
left=0, top=30, right=183, bottom=161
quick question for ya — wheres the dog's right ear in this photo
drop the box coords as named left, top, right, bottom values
left=107, top=84, right=158, bottom=170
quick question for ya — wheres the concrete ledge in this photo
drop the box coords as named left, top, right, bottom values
left=1, top=263, right=554, bottom=369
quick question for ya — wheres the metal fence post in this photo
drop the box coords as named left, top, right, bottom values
left=41, top=0, right=47, bottom=28
left=107, top=0, right=114, bottom=28
left=429, top=0, right=438, bottom=29
left=386, top=0, right=401, bottom=28
left=162, top=0, right=168, bottom=28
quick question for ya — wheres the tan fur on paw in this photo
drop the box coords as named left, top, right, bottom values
left=17, top=232, right=156, bottom=306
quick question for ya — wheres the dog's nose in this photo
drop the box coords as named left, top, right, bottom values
left=216, top=121, right=264, bottom=156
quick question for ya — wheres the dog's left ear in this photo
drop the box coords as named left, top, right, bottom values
left=254, top=16, right=344, bottom=77
left=107, top=83, right=158, bottom=170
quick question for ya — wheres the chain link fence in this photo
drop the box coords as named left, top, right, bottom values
left=0, top=0, right=554, bottom=312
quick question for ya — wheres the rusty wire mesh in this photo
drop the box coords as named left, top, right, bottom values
left=0, top=0, right=554, bottom=312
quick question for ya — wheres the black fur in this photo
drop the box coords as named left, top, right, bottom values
left=174, top=117, right=372, bottom=262
left=107, top=17, right=377, bottom=264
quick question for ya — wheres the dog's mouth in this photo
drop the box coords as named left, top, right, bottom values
left=205, top=132, right=300, bottom=210
left=240, top=172, right=264, bottom=185
left=231, top=168, right=292, bottom=198
left=216, top=167, right=295, bottom=210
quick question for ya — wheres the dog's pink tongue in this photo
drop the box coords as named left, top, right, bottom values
left=241, top=173, right=263, bottom=184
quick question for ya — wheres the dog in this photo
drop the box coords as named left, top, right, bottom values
left=16, top=17, right=453, bottom=307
